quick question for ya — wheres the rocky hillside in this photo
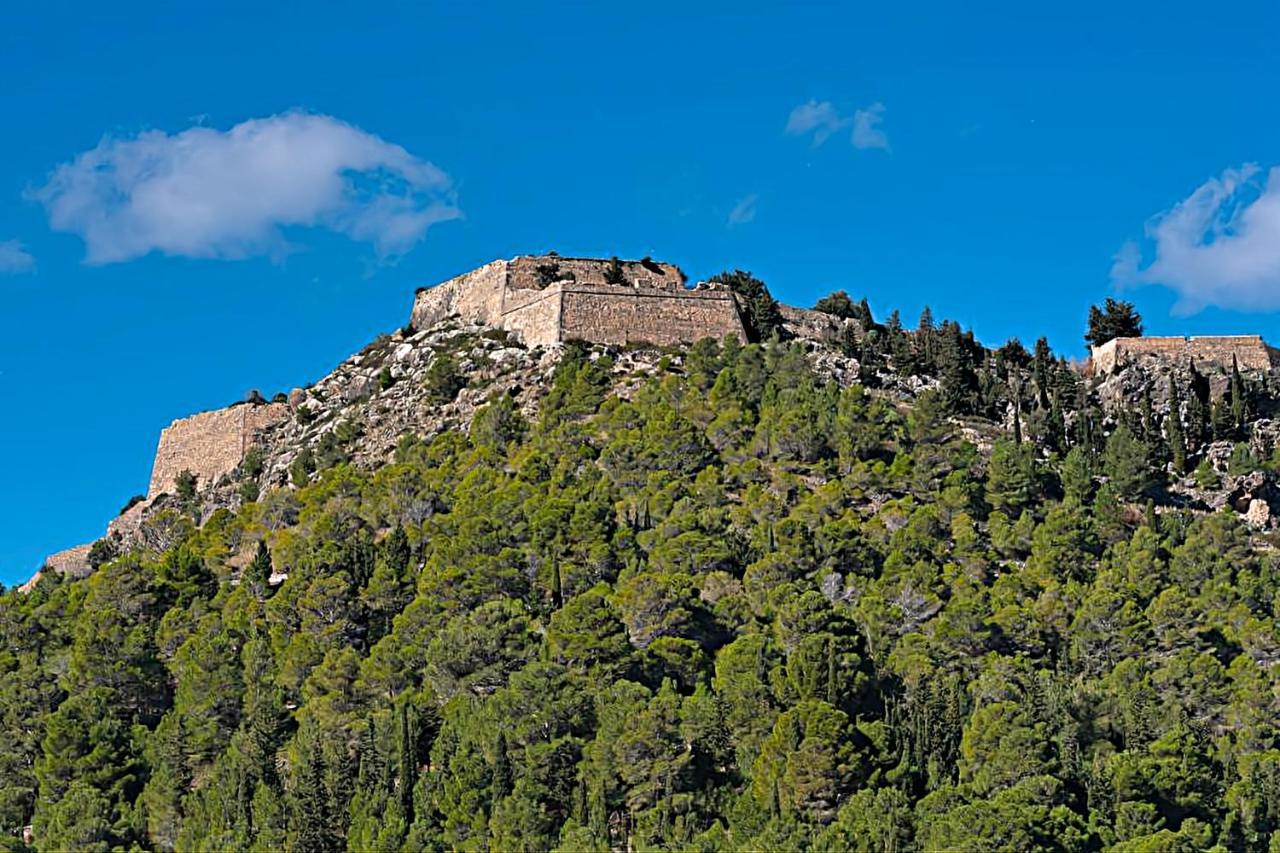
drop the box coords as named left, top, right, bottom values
left=42, top=293, right=1280, bottom=590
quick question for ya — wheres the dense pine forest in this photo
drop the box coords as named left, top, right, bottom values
left=6, top=285, right=1280, bottom=852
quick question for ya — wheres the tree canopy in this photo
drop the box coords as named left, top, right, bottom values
left=1086, top=297, right=1144, bottom=348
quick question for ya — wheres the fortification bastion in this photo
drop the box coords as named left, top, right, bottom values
left=148, top=402, right=289, bottom=499
left=411, top=254, right=748, bottom=347
left=1091, top=335, right=1280, bottom=375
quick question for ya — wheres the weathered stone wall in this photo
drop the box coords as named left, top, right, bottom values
left=1092, top=336, right=1280, bottom=374
left=147, top=402, right=288, bottom=498
left=559, top=284, right=745, bottom=346
left=500, top=288, right=562, bottom=347
left=410, top=260, right=508, bottom=330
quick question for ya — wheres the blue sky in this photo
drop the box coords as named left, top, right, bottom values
left=4, top=1, right=1280, bottom=584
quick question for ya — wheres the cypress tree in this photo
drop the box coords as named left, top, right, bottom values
left=492, top=732, right=512, bottom=799
left=245, top=540, right=272, bottom=598
left=292, top=731, right=332, bottom=853
left=1231, top=355, right=1247, bottom=434
left=397, top=702, right=417, bottom=822
left=1167, top=374, right=1187, bottom=474
left=1048, top=393, right=1067, bottom=453
left=1140, top=384, right=1156, bottom=442
left=856, top=296, right=874, bottom=328
left=1212, top=397, right=1232, bottom=440
left=1033, top=336, right=1052, bottom=408
left=825, top=636, right=838, bottom=705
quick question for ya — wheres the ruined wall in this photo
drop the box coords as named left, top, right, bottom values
left=147, top=402, right=288, bottom=498
left=558, top=284, right=745, bottom=346
left=779, top=304, right=858, bottom=344
left=20, top=543, right=94, bottom=591
left=507, top=255, right=685, bottom=290
left=1092, top=336, right=1280, bottom=374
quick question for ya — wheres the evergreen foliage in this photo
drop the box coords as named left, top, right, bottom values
left=1085, top=298, right=1144, bottom=347
left=6, top=328, right=1280, bottom=852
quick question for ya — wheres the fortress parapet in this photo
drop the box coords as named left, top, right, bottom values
left=1091, top=335, right=1280, bottom=375
left=411, top=255, right=747, bottom=347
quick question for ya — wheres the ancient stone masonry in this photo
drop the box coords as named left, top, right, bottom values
left=147, top=402, right=289, bottom=498
left=1091, top=335, right=1280, bottom=375
left=411, top=255, right=748, bottom=347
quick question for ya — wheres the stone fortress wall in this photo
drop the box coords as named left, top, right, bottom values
left=147, top=402, right=289, bottom=498
left=25, top=402, right=287, bottom=589
left=411, top=254, right=747, bottom=347
left=1092, top=335, right=1280, bottom=374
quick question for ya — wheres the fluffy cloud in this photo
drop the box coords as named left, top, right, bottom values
left=785, top=99, right=889, bottom=150
left=1113, top=165, right=1280, bottom=313
left=30, top=112, right=459, bottom=264
left=0, top=240, right=35, bottom=275
left=727, top=193, right=758, bottom=226
left=785, top=100, right=851, bottom=146
left=852, top=103, right=890, bottom=150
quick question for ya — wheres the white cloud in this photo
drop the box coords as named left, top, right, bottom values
left=0, top=240, right=35, bottom=275
left=1113, top=164, right=1280, bottom=313
left=785, top=100, right=851, bottom=146
left=785, top=99, right=889, bottom=151
left=727, top=193, right=758, bottom=226
left=852, top=103, right=890, bottom=150
left=30, top=112, right=460, bottom=264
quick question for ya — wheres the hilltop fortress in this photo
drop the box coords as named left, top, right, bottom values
left=27, top=254, right=758, bottom=587
left=28, top=253, right=1280, bottom=588
left=411, top=254, right=747, bottom=347
left=1091, top=335, right=1280, bottom=374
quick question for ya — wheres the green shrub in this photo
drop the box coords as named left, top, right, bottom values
left=290, top=448, right=316, bottom=487
left=424, top=353, right=465, bottom=404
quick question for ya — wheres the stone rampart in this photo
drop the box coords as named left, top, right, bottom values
left=559, top=284, right=744, bottom=346
left=1092, top=336, right=1280, bottom=374
left=147, top=402, right=288, bottom=498
left=410, top=255, right=746, bottom=347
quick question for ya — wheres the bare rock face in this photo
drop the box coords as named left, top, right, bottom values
left=1246, top=498, right=1271, bottom=529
